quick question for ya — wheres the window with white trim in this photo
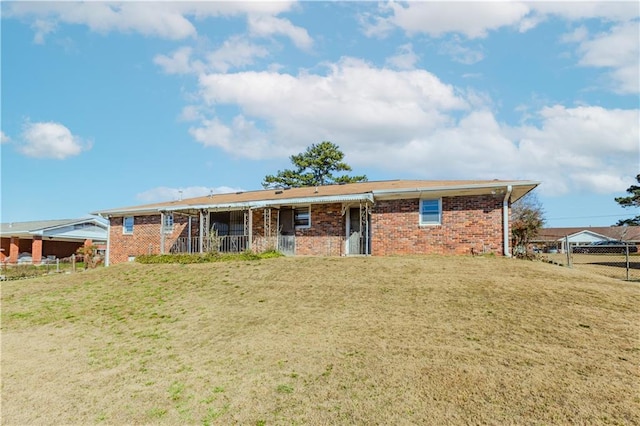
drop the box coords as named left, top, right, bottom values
left=163, top=213, right=174, bottom=233
left=419, top=199, right=441, bottom=225
left=123, top=216, right=134, bottom=234
left=294, top=206, right=311, bottom=229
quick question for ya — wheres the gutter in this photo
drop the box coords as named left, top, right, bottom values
left=372, top=181, right=534, bottom=197
left=503, top=185, right=513, bottom=257
left=163, top=194, right=375, bottom=213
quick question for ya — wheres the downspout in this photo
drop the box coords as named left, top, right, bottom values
left=105, top=215, right=111, bottom=267
left=503, top=185, right=513, bottom=257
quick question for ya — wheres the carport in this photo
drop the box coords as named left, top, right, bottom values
left=0, top=218, right=108, bottom=264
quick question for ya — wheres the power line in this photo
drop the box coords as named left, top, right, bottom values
left=547, top=213, right=637, bottom=221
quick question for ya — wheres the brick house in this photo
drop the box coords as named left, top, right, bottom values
left=532, top=226, right=640, bottom=253
left=0, top=218, right=108, bottom=264
left=93, top=179, right=539, bottom=265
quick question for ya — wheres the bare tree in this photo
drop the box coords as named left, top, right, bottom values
left=511, top=191, right=545, bottom=257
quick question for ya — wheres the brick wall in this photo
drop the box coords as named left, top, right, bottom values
left=108, top=214, right=195, bottom=264
left=252, top=208, right=280, bottom=252
left=0, top=238, right=9, bottom=261
left=371, top=195, right=506, bottom=256
left=106, top=195, right=508, bottom=264
left=295, top=204, right=344, bottom=256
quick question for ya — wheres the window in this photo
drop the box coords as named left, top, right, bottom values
left=294, top=206, right=310, bottom=228
left=163, top=213, right=174, bottom=233
left=123, top=216, right=134, bottom=234
left=419, top=199, right=441, bottom=225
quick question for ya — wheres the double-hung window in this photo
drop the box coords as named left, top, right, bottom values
left=163, top=213, right=174, bottom=233
left=294, top=206, right=311, bottom=229
left=419, top=199, right=441, bottom=225
left=123, top=216, right=134, bottom=234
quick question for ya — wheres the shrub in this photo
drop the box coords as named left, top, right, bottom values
left=135, top=250, right=283, bottom=264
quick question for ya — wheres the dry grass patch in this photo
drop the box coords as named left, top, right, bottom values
left=2, top=256, right=639, bottom=425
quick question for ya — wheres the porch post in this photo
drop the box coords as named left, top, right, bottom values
left=199, top=210, right=204, bottom=253
left=276, top=209, right=280, bottom=251
left=9, top=237, right=19, bottom=263
left=188, top=216, right=192, bottom=253
left=248, top=208, right=253, bottom=252
left=32, top=236, right=43, bottom=264
left=160, top=212, right=165, bottom=254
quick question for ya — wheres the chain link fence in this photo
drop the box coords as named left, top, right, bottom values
left=540, top=239, right=639, bottom=281
left=1, top=255, right=104, bottom=281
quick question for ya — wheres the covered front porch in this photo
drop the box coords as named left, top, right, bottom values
left=165, top=198, right=373, bottom=257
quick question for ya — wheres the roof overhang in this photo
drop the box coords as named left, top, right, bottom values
left=372, top=181, right=539, bottom=203
left=164, top=193, right=375, bottom=213
left=93, top=181, right=539, bottom=217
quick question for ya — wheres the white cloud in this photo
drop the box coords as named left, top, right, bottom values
left=573, top=21, right=640, bottom=94
left=528, top=2, right=639, bottom=23
left=5, top=1, right=299, bottom=42
left=31, top=19, right=57, bottom=44
left=247, top=14, right=313, bottom=50
left=18, top=122, right=91, bottom=159
left=1, top=131, right=10, bottom=144
left=509, top=105, right=639, bottom=194
left=7, top=2, right=196, bottom=41
left=185, top=58, right=636, bottom=196
left=365, top=2, right=531, bottom=39
left=154, top=47, right=202, bottom=75
left=385, top=43, right=419, bottom=70
left=189, top=115, right=279, bottom=160
left=438, top=37, right=484, bottom=65
left=192, top=57, right=468, bottom=157
left=206, top=36, right=270, bottom=72
left=136, top=185, right=244, bottom=203
left=363, top=2, right=638, bottom=40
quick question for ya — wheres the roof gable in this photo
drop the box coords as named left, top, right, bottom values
left=0, top=217, right=108, bottom=238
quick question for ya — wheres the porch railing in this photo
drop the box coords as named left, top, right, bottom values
left=170, top=235, right=249, bottom=254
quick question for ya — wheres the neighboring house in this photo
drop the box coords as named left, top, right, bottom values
left=94, top=179, right=538, bottom=266
left=533, top=226, right=640, bottom=253
left=0, top=217, right=108, bottom=264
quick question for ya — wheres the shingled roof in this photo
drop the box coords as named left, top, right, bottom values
left=93, top=179, right=539, bottom=216
left=535, top=226, right=640, bottom=242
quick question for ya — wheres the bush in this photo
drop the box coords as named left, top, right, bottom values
left=135, top=250, right=283, bottom=264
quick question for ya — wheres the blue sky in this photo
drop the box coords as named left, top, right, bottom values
left=1, top=1, right=638, bottom=227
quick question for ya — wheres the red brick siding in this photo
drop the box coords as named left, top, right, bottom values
left=371, top=195, right=506, bottom=256
left=31, top=237, right=43, bottom=263
left=295, top=204, right=344, bottom=256
left=109, top=214, right=194, bottom=264
left=0, top=238, right=9, bottom=261
left=106, top=195, right=508, bottom=264
left=252, top=208, right=280, bottom=252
